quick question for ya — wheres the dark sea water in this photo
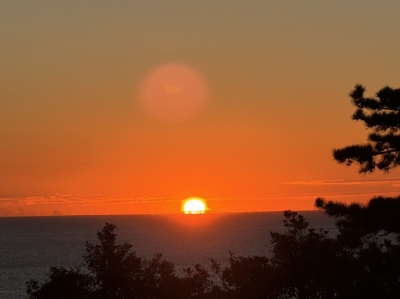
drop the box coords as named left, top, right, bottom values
left=0, top=211, right=336, bottom=299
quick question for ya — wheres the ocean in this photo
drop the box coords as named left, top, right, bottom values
left=0, top=211, right=337, bottom=298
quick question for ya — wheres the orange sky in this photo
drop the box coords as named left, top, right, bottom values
left=1, top=1, right=400, bottom=216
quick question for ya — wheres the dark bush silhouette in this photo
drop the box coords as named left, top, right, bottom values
left=26, top=267, right=92, bottom=299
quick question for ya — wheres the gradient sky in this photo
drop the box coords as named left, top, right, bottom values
left=1, top=1, right=400, bottom=216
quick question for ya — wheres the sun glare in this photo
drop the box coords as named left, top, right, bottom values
left=182, top=198, right=207, bottom=214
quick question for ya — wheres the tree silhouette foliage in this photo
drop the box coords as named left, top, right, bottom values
left=27, top=223, right=183, bottom=299
left=333, top=84, right=400, bottom=173
left=316, top=83, right=400, bottom=298
left=27, top=212, right=400, bottom=299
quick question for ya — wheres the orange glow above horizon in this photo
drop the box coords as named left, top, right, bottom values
left=2, top=2, right=400, bottom=216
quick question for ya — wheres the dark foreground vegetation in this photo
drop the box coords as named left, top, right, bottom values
left=26, top=202, right=400, bottom=299
left=27, top=85, right=400, bottom=298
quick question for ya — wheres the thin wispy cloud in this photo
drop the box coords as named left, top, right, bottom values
left=282, top=178, right=400, bottom=186
left=0, top=195, right=183, bottom=207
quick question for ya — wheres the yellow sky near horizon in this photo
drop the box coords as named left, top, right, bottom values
left=1, top=1, right=400, bottom=216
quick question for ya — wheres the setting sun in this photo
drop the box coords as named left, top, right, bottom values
left=182, top=198, right=207, bottom=214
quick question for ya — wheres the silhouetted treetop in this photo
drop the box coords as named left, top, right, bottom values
left=333, top=84, right=400, bottom=173
left=316, top=196, right=400, bottom=245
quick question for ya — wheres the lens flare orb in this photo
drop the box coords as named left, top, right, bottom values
left=139, top=63, right=210, bottom=122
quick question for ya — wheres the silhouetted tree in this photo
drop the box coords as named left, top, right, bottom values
left=83, top=223, right=143, bottom=298
left=314, top=197, right=400, bottom=298
left=313, top=84, right=400, bottom=298
left=316, top=197, right=400, bottom=243
left=27, top=223, right=181, bottom=299
left=211, top=253, right=276, bottom=299
left=218, top=210, right=400, bottom=298
left=319, top=84, right=400, bottom=243
left=268, top=211, right=342, bottom=299
left=333, top=84, right=400, bottom=173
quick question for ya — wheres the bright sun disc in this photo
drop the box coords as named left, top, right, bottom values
left=182, top=198, right=207, bottom=214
